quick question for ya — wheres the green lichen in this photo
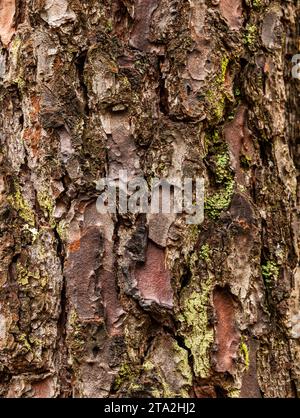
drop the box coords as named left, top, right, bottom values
left=16, top=262, right=47, bottom=288
left=206, top=56, right=229, bottom=121
left=7, top=182, right=35, bottom=226
left=206, top=89, right=226, bottom=121
left=17, top=334, right=32, bottom=353
left=244, top=24, right=258, bottom=47
left=17, top=264, right=30, bottom=286
left=211, top=130, right=220, bottom=143
left=240, top=342, right=250, bottom=371
left=56, top=220, right=67, bottom=241
left=240, top=154, right=252, bottom=169
left=143, top=360, right=155, bottom=372
left=188, top=225, right=200, bottom=246
left=252, top=0, right=262, bottom=9
left=67, top=309, right=86, bottom=356
left=220, top=57, right=229, bottom=82
left=234, top=88, right=241, bottom=97
left=105, top=19, right=113, bottom=32
left=200, top=244, right=210, bottom=262
left=37, top=190, right=56, bottom=227
left=14, top=76, right=26, bottom=91
left=29, top=335, right=43, bottom=348
left=227, top=388, right=241, bottom=398
left=11, top=36, right=22, bottom=62
left=10, top=36, right=26, bottom=92
left=205, top=179, right=235, bottom=220
left=262, top=261, right=279, bottom=287
left=205, top=138, right=235, bottom=220
left=37, top=190, right=54, bottom=216
left=113, top=364, right=134, bottom=390
left=23, top=225, right=39, bottom=242
left=215, top=152, right=231, bottom=183
left=151, top=389, right=162, bottom=398
left=179, top=277, right=214, bottom=379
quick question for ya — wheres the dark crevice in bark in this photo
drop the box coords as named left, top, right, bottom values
left=53, top=225, right=71, bottom=397
left=14, top=0, right=26, bottom=27
left=75, top=50, right=89, bottom=117
left=214, top=385, right=227, bottom=398
left=157, top=55, right=169, bottom=116
left=173, top=331, right=196, bottom=383
left=179, top=265, right=193, bottom=293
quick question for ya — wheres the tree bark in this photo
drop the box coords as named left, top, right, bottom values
left=0, top=0, right=299, bottom=398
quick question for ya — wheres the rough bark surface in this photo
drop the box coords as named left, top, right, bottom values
left=0, top=0, right=299, bottom=398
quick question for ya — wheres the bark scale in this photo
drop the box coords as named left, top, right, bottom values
left=0, top=0, right=299, bottom=398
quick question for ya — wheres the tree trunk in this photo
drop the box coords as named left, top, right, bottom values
left=0, top=0, right=299, bottom=398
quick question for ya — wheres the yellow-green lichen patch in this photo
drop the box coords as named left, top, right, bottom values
left=252, top=0, right=262, bottom=9
left=16, top=261, right=39, bottom=287
left=17, top=333, right=32, bottom=354
left=113, top=363, right=135, bottom=391
left=227, top=388, right=241, bottom=398
left=22, top=225, right=39, bottom=242
left=56, top=220, right=68, bottom=241
left=67, top=309, right=87, bottom=358
left=204, top=134, right=235, bottom=220
left=240, top=341, right=250, bottom=371
left=199, top=244, right=211, bottom=262
left=205, top=56, right=229, bottom=122
left=205, top=179, right=235, bottom=220
left=215, top=152, right=232, bottom=183
left=172, top=342, right=193, bottom=390
left=261, top=261, right=279, bottom=287
left=240, top=154, right=252, bottom=169
left=244, top=24, right=258, bottom=47
left=10, top=35, right=22, bottom=64
left=179, top=277, right=214, bottom=379
left=37, top=190, right=56, bottom=226
left=143, top=359, right=155, bottom=372
left=7, top=182, right=35, bottom=226
left=206, top=89, right=226, bottom=122
left=16, top=260, right=48, bottom=289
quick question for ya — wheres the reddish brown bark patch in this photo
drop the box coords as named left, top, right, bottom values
left=135, top=241, right=173, bottom=308
left=224, top=105, right=255, bottom=185
left=129, top=0, right=159, bottom=51
left=32, top=377, right=55, bottom=398
left=0, top=0, right=16, bottom=46
left=240, top=339, right=261, bottom=398
left=23, top=126, right=42, bottom=157
left=65, top=226, right=102, bottom=320
left=66, top=224, right=123, bottom=332
left=219, top=0, right=243, bottom=30
left=100, top=269, right=125, bottom=335
left=213, top=287, right=240, bottom=373
left=194, top=385, right=216, bottom=398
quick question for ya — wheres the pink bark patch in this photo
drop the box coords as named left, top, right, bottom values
left=32, top=377, right=55, bottom=398
left=224, top=105, right=255, bottom=185
left=213, top=287, right=240, bottom=372
left=135, top=241, right=173, bottom=308
left=129, top=0, right=159, bottom=51
left=219, top=0, right=243, bottom=30
left=0, top=0, right=16, bottom=46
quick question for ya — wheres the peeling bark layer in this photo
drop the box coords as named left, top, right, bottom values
left=0, top=0, right=299, bottom=398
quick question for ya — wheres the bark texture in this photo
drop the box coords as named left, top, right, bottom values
left=0, top=0, right=299, bottom=398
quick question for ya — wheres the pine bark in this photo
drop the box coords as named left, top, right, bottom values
left=0, top=0, right=299, bottom=398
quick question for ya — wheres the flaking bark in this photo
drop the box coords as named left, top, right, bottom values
left=0, top=0, right=299, bottom=398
